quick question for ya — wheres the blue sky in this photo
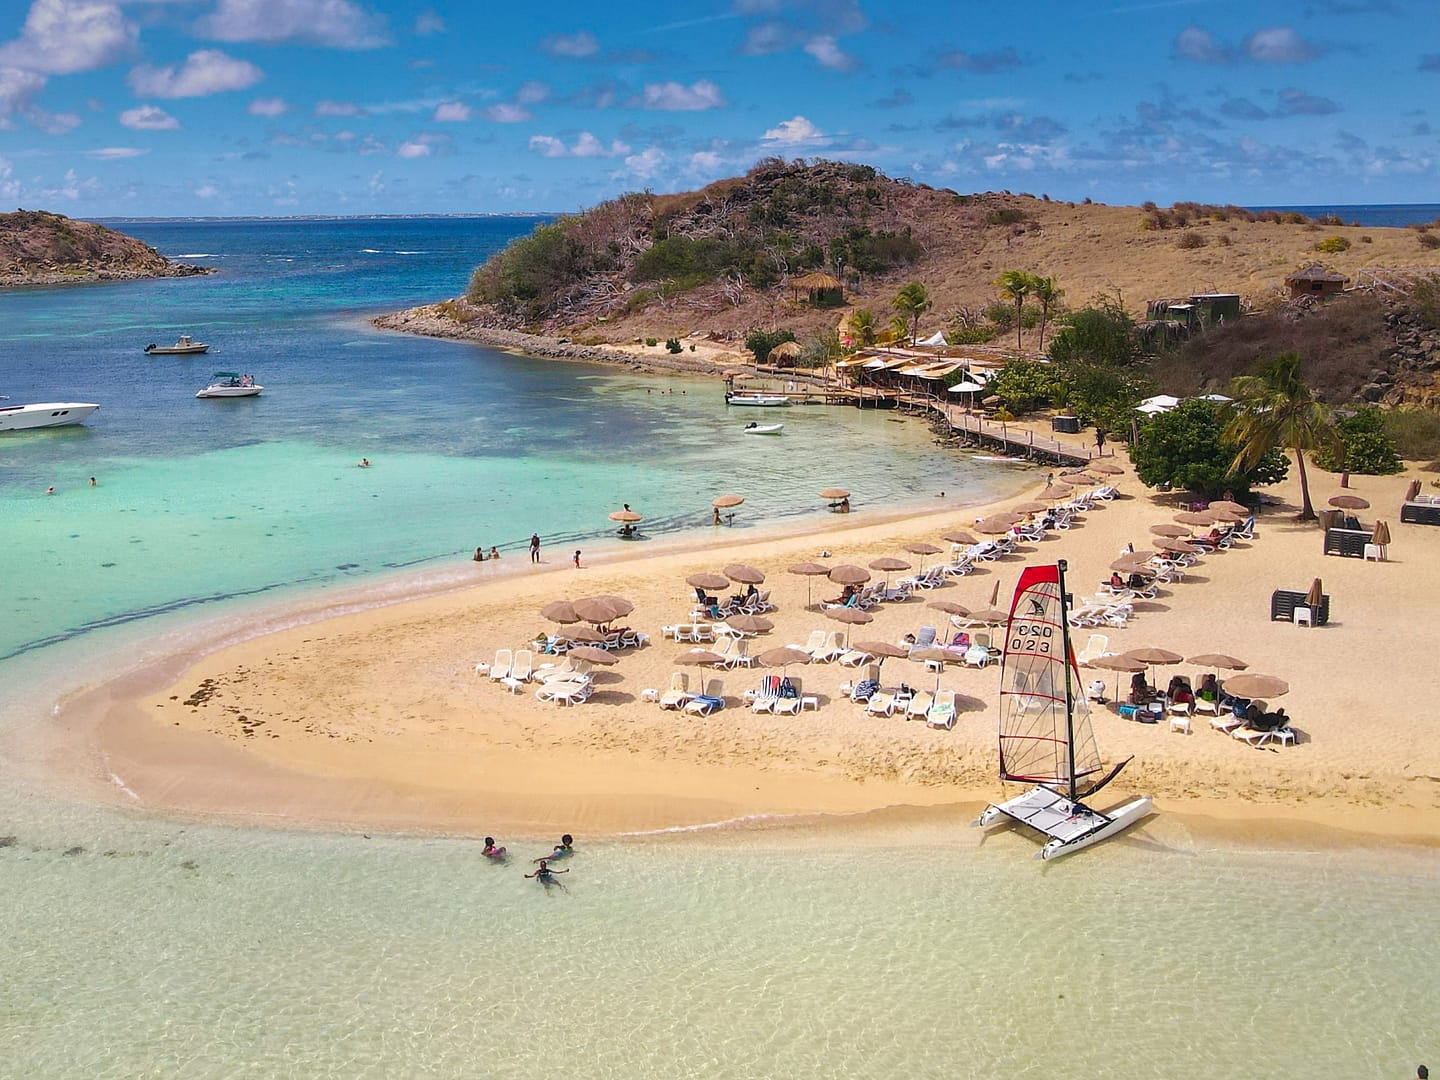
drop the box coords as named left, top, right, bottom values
left=0, top=0, right=1436, bottom=217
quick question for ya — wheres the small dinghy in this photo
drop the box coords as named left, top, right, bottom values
left=743, top=423, right=784, bottom=435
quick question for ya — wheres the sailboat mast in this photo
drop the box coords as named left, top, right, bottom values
left=1056, top=559, right=1078, bottom=802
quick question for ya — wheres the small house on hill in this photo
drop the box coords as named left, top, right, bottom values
left=1286, top=264, right=1346, bottom=301
left=789, top=271, right=844, bottom=306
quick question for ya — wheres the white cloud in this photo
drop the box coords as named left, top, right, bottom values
left=120, top=103, right=178, bottom=129
left=0, top=66, right=48, bottom=119
left=542, top=30, right=598, bottom=58
left=483, top=103, right=531, bottom=123
left=0, top=0, right=138, bottom=75
left=689, top=150, right=723, bottom=173
left=195, top=183, right=218, bottom=198
left=624, top=146, right=664, bottom=179
left=1244, top=26, right=1319, bottom=64
left=433, top=101, right=470, bottom=122
left=637, top=79, right=725, bottom=111
left=515, top=80, right=549, bottom=105
left=315, top=98, right=361, bottom=116
left=248, top=95, right=287, bottom=116
left=199, top=0, right=387, bottom=49
left=527, top=131, right=630, bottom=158
left=128, top=49, right=262, bottom=98
left=762, top=115, right=823, bottom=145
left=28, top=107, right=81, bottom=134
left=412, top=10, right=444, bottom=35
left=85, top=145, right=147, bottom=158
left=397, top=139, right=431, bottom=158
left=1172, top=26, right=1232, bottom=65
left=804, top=35, right=856, bottom=72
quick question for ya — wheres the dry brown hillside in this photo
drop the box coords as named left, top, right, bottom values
left=458, top=159, right=1440, bottom=348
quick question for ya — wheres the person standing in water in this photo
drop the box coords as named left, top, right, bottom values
left=530, top=533, right=541, bottom=563
left=573, top=550, right=582, bottom=569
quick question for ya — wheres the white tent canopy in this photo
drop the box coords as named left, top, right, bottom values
left=917, top=330, right=947, bottom=347
left=948, top=381, right=987, bottom=393
left=1140, top=394, right=1181, bottom=410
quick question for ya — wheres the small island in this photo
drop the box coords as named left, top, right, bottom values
left=0, top=209, right=214, bottom=288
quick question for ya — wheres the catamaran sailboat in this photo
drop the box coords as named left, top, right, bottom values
left=975, top=560, right=1152, bottom=859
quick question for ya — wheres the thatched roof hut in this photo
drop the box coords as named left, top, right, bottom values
left=1286, top=264, right=1347, bottom=301
left=789, top=271, right=844, bottom=305
left=768, top=340, right=804, bottom=365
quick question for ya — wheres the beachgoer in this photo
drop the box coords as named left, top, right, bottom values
left=1417, top=1065, right=1428, bottom=1079
left=89, top=477, right=96, bottom=487
left=534, top=835, right=574, bottom=863
left=45, top=486, right=54, bottom=495
left=1197, top=673, right=1218, bottom=702
left=473, top=547, right=485, bottom=562
left=573, top=549, right=582, bottom=568
left=359, top=458, right=370, bottom=468
left=481, top=836, right=506, bottom=860
left=838, top=496, right=850, bottom=513
left=713, top=507, right=722, bottom=526
left=489, top=546, right=499, bottom=560
left=1095, top=428, right=1106, bottom=454
left=1129, top=671, right=1152, bottom=706
left=525, top=859, right=569, bottom=886
left=1108, top=572, right=1125, bottom=590
left=530, top=533, right=540, bottom=563
left=1045, top=473, right=1054, bottom=488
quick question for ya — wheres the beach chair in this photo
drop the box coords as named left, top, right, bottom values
left=962, top=644, right=991, bottom=668
left=813, top=630, right=847, bottom=662
left=907, top=626, right=937, bottom=656
left=1076, top=634, right=1109, bottom=666
left=790, top=629, right=827, bottom=658
left=658, top=672, right=691, bottom=710
left=750, top=675, right=782, bottom=713
left=722, top=638, right=755, bottom=669
left=486, top=648, right=513, bottom=682
left=772, top=677, right=805, bottom=716
left=865, top=691, right=897, bottom=717
left=941, top=555, right=975, bottom=577
left=536, top=675, right=593, bottom=704
left=926, top=690, right=956, bottom=729
left=838, top=644, right=875, bottom=667
left=500, top=649, right=533, bottom=692
left=905, top=690, right=933, bottom=721
left=685, top=678, right=725, bottom=717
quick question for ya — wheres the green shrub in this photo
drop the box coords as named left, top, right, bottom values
left=947, top=325, right=998, bottom=345
left=1175, top=231, right=1208, bottom=250
left=988, top=358, right=1057, bottom=414
left=1383, top=408, right=1440, bottom=460
left=1313, top=408, right=1403, bottom=473
left=644, top=337, right=658, bottom=347
left=1419, top=233, right=1440, bottom=250
left=1315, top=236, right=1351, bottom=253
left=743, top=327, right=796, bottom=365
left=1131, top=399, right=1288, bottom=497
left=984, top=301, right=1016, bottom=329
left=986, top=207, right=1027, bottom=226
left=665, top=338, right=682, bottom=353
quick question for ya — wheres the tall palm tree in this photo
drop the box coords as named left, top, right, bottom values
left=849, top=307, right=877, bottom=347
left=1225, top=352, right=1337, bottom=520
left=1030, top=275, right=1063, bottom=352
left=994, top=270, right=1033, bottom=351
left=892, top=282, right=932, bottom=345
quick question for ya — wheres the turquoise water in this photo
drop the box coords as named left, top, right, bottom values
left=1, top=219, right=1434, bottom=1078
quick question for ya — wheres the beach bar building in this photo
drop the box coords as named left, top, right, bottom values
left=789, top=271, right=844, bottom=306
left=1285, top=264, right=1347, bottom=301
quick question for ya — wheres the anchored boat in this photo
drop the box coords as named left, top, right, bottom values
left=742, top=422, right=784, bottom=435
left=725, top=391, right=791, bottom=407
left=0, top=401, right=99, bottom=432
left=975, top=560, right=1152, bottom=859
left=196, top=372, right=261, bottom=398
left=145, top=335, right=210, bottom=355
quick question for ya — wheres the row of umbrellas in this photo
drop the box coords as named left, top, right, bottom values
left=1088, top=647, right=1288, bottom=700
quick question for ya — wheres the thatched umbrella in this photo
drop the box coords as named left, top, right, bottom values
left=687, top=572, right=730, bottom=592
left=724, top=563, right=766, bottom=585
left=1111, top=558, right=1157, bottom=577
left=1059, top=471, right=1098, bottom=485
left=1174, top=511, right=1214, bottom=526
left=562, top=625, right=607, bottom=644
left=1150, top=524, right=1192, bottom=538
left=788, top=561, right=831, bottom=607
left=757, top=645, right=812, bottom=676
left=819, top=487, right=850, bottom=500
left=1090, top=462, right=1124, bottom=476
left=1372, top=520, right=1391, bottom=553
left=1304, top=577, right=1324, bottom=609
left=1223, top=673, right=1288, bottom=699
left=1122, top=646, right=1183, bottom=687
left=725, top=614, right=774, bottom=634
left=712, top=493, right=744, bottom=508
left=926, top=600, right=970, bottom=617
left=1011, top=501, right=1050, bottom=516
left=941, top=530, right=979, bottom=546
left=852, top=640, right=909, bottom=671
left=541, top=600, right=580, bottom=624
left=571, top=596, right=631, bottom=624
left=974, top=515, right=1014, bottom=535
left=1209, top=500, right=1248, bottom=516
left=825, top=607, right=873, bottom=625
left=868, top=556, right=911, bottom=586
left=828, top=564, right=871, bottom=585
left=964, top=608, right=1009, bottom=626
left=903, top=541, right=943, bottom=569
left=1187, top=652, right=1248, bottom=671
left=1328, top=494, right=1370, bottom=510
left=1156, top=538, right=1201, bottom=555
left=609, top=508, right=643, bottom=523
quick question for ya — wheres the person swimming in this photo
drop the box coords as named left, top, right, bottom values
left=481, top=836, right=507, bottom=861
left=534, top=834, right=574, bottom=863
left=525, top=859, right=569, bottom=887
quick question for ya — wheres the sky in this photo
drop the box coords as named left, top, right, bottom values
left=0, top=0, right=1437, bottom=217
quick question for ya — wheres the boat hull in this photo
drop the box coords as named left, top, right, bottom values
left=975, top=787, right=1153, bottom=860
left=0, top=402, right=99, bottom=432
left=196, top=386, right=261, bottom=398
left=725, top=394, right=791, bottom=407
left=146, top=345, right=210, bottom=355
left=742, top=424, right=784, bottom=435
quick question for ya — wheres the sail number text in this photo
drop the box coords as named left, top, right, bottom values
left=1008, top=624, right=1053, bottom=654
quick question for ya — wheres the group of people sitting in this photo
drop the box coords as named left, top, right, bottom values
left=694, top=583, right=759, bottom=618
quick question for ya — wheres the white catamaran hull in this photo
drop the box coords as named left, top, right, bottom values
left=976, top=788, right=1153, bottom=860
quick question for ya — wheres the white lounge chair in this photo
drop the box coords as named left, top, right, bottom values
left=772, top=677, right=805, bottom=716
left=722, top=638, right=755, bottom=669
left=486, top=648, right=513, bottom=682
left=926, top=690, right=956, bottom=729
left=813, top=630, right=847, bottom=662
left=658, top=672, right=691, bottom=710
left=500, top=649, right=533, bottom=692
left=790, top=629, right=827, bottom=658
left=1077, top=634, right=1109, bottom=666
left=865, top=691, right=897, bottom=717
left=905, top=690, right=933, bottom=721
left=685, top=678, right=725, bottom=717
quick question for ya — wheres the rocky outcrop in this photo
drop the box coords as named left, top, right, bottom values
left=0, top=209, right=214, bottom=287
left=1378, top=303, right=1440, bottom=407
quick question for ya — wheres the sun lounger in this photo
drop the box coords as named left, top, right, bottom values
left=865, top=691, right=897, bottom=717
left=500, top=649, right=534, bottom=692
left=722, top=639, right=755, bottom=669
left=1076, top=633, right=1109, bottom=666
left=790, top=629, right=827, bottom=658
left=486, top=648, right=513, bottom=682
left=907, top=626, right=937, bottom=655
left=838, top=647, right=875, bottom=667
left=814, top=630, right=847, bottom=662
left=658, top=672, right=691, bottom=710
left=536, top=676, right=593, bottom=704
left=772, top=677, right=805, bottom=716
left=685, top=678, right=725, bottom=716
left=905, top=690, right=933, bottom=721
left=926, top=690, right=956, bottom=729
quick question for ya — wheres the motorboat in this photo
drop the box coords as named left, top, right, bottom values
left=196, top=372, right=262, bottom=398
left=0, top=401, right=99, bottom=432
left=725, top=391, right=791, bottom=407
left=145, top=335, right=210, bottom=355
left=742, top=422, right=784, bottom=435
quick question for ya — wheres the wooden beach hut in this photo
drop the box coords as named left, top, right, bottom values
left=1286, top=264, right=1347, bottom=302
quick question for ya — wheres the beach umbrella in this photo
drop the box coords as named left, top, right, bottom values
left=1305, top=577, right=1324, bottom=609
left=974, top=516, right=1014, bottom=535
left=1207, top=508, right=1244, bottom=524
left=941, top=530, right=979, bottom=546
left=819, top=487, right=850, bottom=500
left=1090, top=462, right=1124, bottom=476
left=788, top=561, right=831, bottom=607
left=1045, top=480, right=1074, bottom=494
left=1150, top=524, right=1192, bottom=538
left=1174, top=511, right=1213, bottom=525
left=566, top=645, right=618, bottom=664
left=609, top=508, right=643, bottom=522
left=1059, top=471, right=1098, bottom=485
left=676, top=649, right=727, bottom=666
left=909, top=646, right=964, bottom=693
left=541, top=600, right=580, bottom=624
left=1372, top=520, right=1391, bottom=549
left=1209, top=500, right=1248, bottom=515
left=725, top=614, right=774, bottom=634
left=591, top=595, right=634, bottom=618
left=828, top=564, right=871, bottom=585
left=1405, top=479, right=1422, bottom=502
left=1156, top=538, right=1201, bottom=555
left=853, top=640, right=909, bottom=670
left=965, top=608, right=1009, bottom=626
left=1123, top=647, right=1184, bottom=666
left=1187, top=653, right=1248, bottom=671
left=988, top=579, right=1002, bottom=606
left=687, top=572, right=730, bottom=592
left=927, top=600, right=970, bottom=617
left=757, top=645, right=812, bottom=676
left=825, top=607, right=873, bottom=625
left=1223, top=673, right=1289, bottom=699
left=903, top=542, right=942, bottom=569
left=1328, top=494, right=1370, bottom=510
left=1111, top=558, right=1157, bottom=577
left=562, top=625, right=607, bottom=643
left=868, top=556, right=911, bottom=586
left=712, top=494, right=745, bottom=508
left=1011, top=501, right=1050, bottom=516
left=1090, top=652, right=1148, bottom=701
left=724, top=563, right=766, bottom=584
left=571, top=596, right=631, bottom=624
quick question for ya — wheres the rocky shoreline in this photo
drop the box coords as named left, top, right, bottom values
left=1, top=263, right=216, bottom=289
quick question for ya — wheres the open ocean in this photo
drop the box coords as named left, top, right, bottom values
left=1, top=217, right=1436, bottom=1078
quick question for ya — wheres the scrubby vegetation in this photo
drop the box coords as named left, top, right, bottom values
left=1313, top=408, right=1403, bottom=474
left=1131, top=399, right=1288, bottom=498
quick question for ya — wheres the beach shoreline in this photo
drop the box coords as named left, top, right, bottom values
left=33, top=461, right=1440, bottom=854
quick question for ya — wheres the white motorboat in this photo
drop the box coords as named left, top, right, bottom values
left=196, top=372, right=262, bottom=398
left=725, top=391, right=791, bottom=407
left=742, top=423, right=784, bottom=435
left=0, top=401, right=100, bottom=432
left=145, top=335, right=210, bottom=355
left=974, top=559, right=1152, bottom=859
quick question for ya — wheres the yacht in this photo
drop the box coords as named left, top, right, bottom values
left=0, top=401, right=100, bottom=432
left=196, top=372, right=262, bottom=398
left=145, top=335, right=210, bottom=355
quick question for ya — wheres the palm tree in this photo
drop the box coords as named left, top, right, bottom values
left=994, top=270, right=1033, bottom=351
left=849, top=307, right=877, bottom=347
left=892, top=282, right=932, bottom=345
left=1030, top=275, right=1063, bottom=352
left=1225, top=352, right=1338, bottom=520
